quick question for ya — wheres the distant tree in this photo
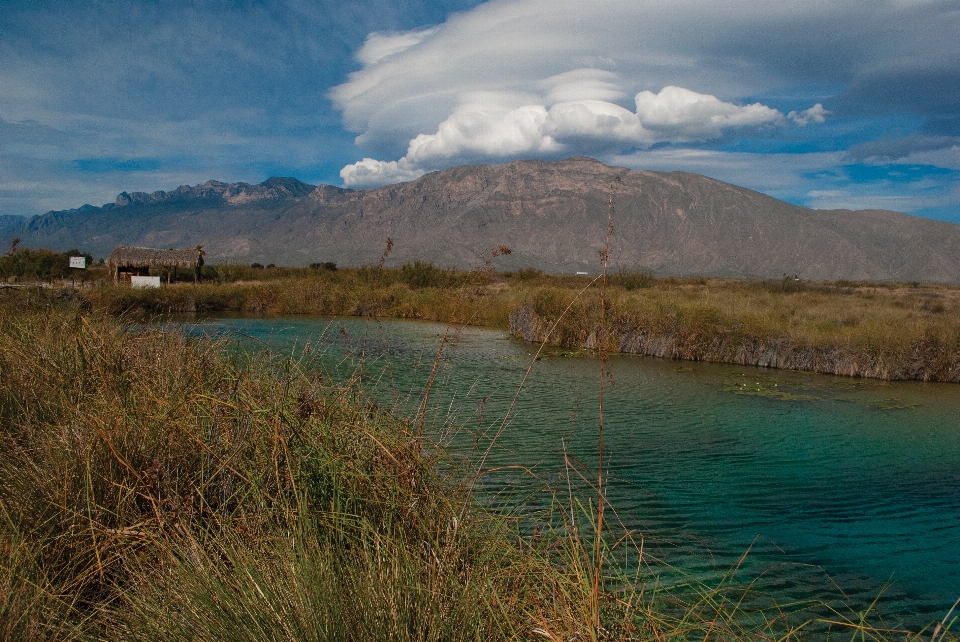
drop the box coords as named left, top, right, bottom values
left=310, top=261, right=338, bottom=271
left=266, top=263, right=276, bottom=269
left=250, top=263, right=264, bottom=269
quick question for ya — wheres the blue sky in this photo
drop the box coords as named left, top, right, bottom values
left=1, top=0, right=958, bottom=222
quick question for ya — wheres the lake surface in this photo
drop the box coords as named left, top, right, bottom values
left=183, top=314, right=960, bottom=631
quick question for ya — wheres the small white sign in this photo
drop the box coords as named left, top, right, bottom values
left=131, top=276, right=161, bottom=289
left=69, top=256, right=86, bottom=269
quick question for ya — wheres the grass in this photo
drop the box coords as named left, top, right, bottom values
left=2, top=288, right=957, bottom=640
left=56, top=262, right=960, bottom=382
left=0, top=290, right=537, bottom=640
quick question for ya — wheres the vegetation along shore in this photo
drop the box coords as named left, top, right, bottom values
left=11, top=253, right=960, bottom=383
left=4, top=287, right=956, bottom=640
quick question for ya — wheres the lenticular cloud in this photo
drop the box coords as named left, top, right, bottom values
left=340, top=85, right=794, bottom=188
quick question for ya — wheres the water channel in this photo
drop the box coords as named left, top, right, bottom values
left=182, top=314, right=960, bottom=631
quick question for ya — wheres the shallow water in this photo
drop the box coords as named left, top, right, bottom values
left=183, top=314, right=960, bottom=630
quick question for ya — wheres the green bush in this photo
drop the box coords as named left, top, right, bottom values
left=0, top=242, right=94, bottom=282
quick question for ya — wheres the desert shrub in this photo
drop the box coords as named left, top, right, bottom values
left=399, top=260, right=460, bottom=289
left=609, top=267, right=655, bottom=290
left=513, top=267, right=544, bottom=281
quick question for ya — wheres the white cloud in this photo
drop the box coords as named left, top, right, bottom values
left=788, top=103, right=829, bottom=125
left=546, top=100, right=647, bottom=142
left=541, top=69, right=626, bottom=104
left=610, top=148, right=845, bottom=198
left=334, top=0, right=904, bottom=187
left=633, top=86, right=783, bottom=139
left=408, top=105, right=556, bottom=159
left=331, top=0, right=959, bottom=156
left=899, top=145, right=960, bottom=171
left=355, top=28, right=437, bottom=66
left=341, top=86, right=796, bottom=187
left=336, top=157, right=425, bottom=188
left=805, top=191, right=948, bottom=213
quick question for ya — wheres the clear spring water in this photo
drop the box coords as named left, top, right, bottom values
left=182, top=314, right=960, bottom=631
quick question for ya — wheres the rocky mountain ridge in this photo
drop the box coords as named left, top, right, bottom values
left=4, top=158, right=960, bottom=282
left=111, top=177, right=317, bottom=209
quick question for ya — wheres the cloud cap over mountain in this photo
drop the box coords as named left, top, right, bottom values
left=1, top=0, right=958, bottom=224
left=331, top=0, right=959, bottom=193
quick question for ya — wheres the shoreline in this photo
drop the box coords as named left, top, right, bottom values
left=509, top=305, right=960, bottom=383
left=14, top=263, right=960, bottom=383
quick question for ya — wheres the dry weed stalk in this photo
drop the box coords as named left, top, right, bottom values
left=592, top=175, right=620, bottom=635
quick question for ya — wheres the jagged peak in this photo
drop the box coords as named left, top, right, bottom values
left=113, top=177, right=318, bottom=209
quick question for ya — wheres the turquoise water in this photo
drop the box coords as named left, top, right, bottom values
left=183, top=315, right=960, bottom=630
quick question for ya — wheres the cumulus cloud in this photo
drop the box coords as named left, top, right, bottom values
left=336, top=157, right=425, bottom=187
left=633, top=86, right=784, bottom=138
left=341, top=85, right=793, bottom=187
left=788, top=104, right=829, bottom=125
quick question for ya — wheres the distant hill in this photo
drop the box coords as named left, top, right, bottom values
left=4, top=158, right=960, bottom=282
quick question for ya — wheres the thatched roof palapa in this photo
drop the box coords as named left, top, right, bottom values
left=107, top=245, right=205, bottom=269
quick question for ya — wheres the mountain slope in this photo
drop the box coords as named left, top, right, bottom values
left=4, top=158, right=959, bottom=282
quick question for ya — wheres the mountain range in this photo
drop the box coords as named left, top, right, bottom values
left=4, top=157, right=960, bottom=282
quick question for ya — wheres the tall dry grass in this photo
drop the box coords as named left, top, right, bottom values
left=0, top=292, right=522, bottom=639
left=0, top=292, right=696, bottom=641
left=2, top=287, right=955, bottom=640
